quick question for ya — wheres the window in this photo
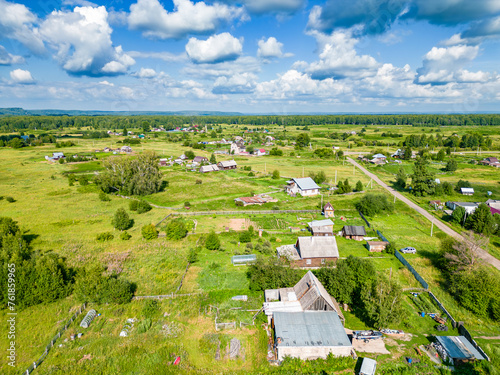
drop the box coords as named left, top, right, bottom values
left=306, top=259, right=312, bottom=265
left=321, top=259, right=326, bottom=264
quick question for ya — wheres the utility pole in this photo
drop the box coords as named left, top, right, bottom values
left=431, top=221, right=434, bottom=237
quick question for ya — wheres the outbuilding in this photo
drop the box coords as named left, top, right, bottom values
left=217, top=160, right=238, bottom=170
left=199, top=164, right=219, bottom=173
left=366, top=241, right=388, bottom=252
left=323, top=202, right=335, bottom=218
left=460, top=187, right=474, bottom=196
left=273, top=311, right=352, bottom=361
left=434, top=336, right=485, bottom=365
left=308, top=219, right=334, bottom=237
left=341, top=225, right=366, bottom=241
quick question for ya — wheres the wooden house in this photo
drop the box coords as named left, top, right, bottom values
left=341, top=225, right=366, bottom=241
left=286, top=177, right=320, bottom=197
left=323, top=202, right=335, bottom=218
left=217, top=160, right=237, bottom=170
left=366, top=241, right=388, bottom=252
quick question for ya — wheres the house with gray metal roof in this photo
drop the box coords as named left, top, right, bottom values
left=341, top=225, right=366, bottom=241
left=308, top=219, right=334, bottom=237
left=434, top=336, right=485, bottom=364
left=286, top=177, right=320, bottom=197
left=295, top=236, right=339, bottom=267
left=217, top=160, right=237, bottom=170
left=273, top=311, right=352, bottom=361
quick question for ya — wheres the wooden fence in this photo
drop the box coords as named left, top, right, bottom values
left=22, top=303, right=86, bottom=375
left=176, top=209, right=320, bottom=216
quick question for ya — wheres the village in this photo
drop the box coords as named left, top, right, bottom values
left=1, top=117, right=499, bottom=375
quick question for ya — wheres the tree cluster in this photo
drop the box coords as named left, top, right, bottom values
left=315, top=256, right=403, bottom=327
left=95, top=152, right=163, bottom=196
left=356, top=193, right=394, bottom=216
left=247, top=258, right=302, bottom=291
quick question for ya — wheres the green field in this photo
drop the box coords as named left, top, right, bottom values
left=1, top=123, right=499, bottom=374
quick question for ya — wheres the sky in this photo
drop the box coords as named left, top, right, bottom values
left=0, top=0, right=500, bottom=113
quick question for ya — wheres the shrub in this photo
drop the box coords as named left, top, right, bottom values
left=129, top=200, right=139, bottom=211
left=205, top=231, right=221, bottom=250
left=165, top=219, right=188, bottom=240
left=455, top=179, right=471, bottom=192
left=355, top=180, right=363, bottom=192
left=96, top=232, right=114, bottom=242
left=99, top=191, right=111, bottom=201
left=142, top=224, right=158, bottom=240
left=195, top=179, right=202, bottom=184
left=239, top=231, right=252, bottom=243
left=120, top=231, right=132, bottom=240
left=112, top=208, right=132, bottom=231
left=385, top=242, right=396, bottom=255
left=272, top=170, right=280, bottom=179
left=5, top=196, right=15, bottom=203
left=235, top=200, right=244, bottom=207
left=184, top=201, right=191, bottom=207
left=248, top=172, right=255, bottom=176
left=356, top=193, right=394, bottom=216
left=187, top=248, right=199, bottom=263
left=136, top=200, right=152, bottom=214
left=79, top=175, right=89, bottom=186
left=58, top=158, right=65, bottom=164
left=445, top=159, right=458, bottom=172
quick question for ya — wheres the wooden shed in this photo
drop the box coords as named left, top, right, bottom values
left=341, top=225, right=366, bottom=241
left=366, top=241, right=388, bottom=252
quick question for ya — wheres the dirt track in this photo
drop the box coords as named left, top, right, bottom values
left=346, top=157, right=500, bottom=271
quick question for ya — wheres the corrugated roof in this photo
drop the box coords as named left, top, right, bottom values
left=311, top=226, right=334, bottom=235
left=342, top=226, right=366, bottom=236
left=435, top=336, right=485, bottom=360
left=292, top=177, right=320, bottom=190
left=274, top=311, right=351, bottom=348
left=219, top=160, right=237, bottom=167
left=200, top=165, right=219, bottom=172
left=308, top=219, right=334, bottom=227
left=460, top=188, right=474, bottom=193
left=296, top=237, right=339, bottom=258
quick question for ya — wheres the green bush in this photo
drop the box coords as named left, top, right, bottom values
left=5, top=196, right=15, bottom=203
left=239, top=231, right=252, bottom=243
left=142, top=224, right=158, bottom=240
left=248, top=172, right=255, bottom=176
left=99, top=191, right=111, bottom=201
left=165, top=219, right=188, bottom=240
left=96, top=232, right=114, bottom=242
left=272, top=170, right=280, bottom=179
left=205, top=230, right=221, bottom=250
left=129, top=200, right=138, bottom=211
left=74, top=266, right=134, bottom=304
left=356, top=193, right=394, bottom=216
left=188, top=247, right=199, bottom=263
left=112, top=208, right=132, bottom=231
left=137, top=200, right=152, bottom=214
left=120, top=231, right=132, bottom=240
left=235, top=200, right=244, bottom=207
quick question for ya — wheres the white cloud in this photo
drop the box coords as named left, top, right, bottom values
left=127, top=50, right=187, bottom=63
left=128, top=0, right=245, bottom=39
left=255, top=69, right=349, bottom=99
left=0, top=0, right=44, bottom=54
left=213, top=73, right=257, bottom=94
left=0, top=45, right=24, bottom=65
left=182, top=56, right=261, bottom=79
left=306, top=31, right=379, bottom=79
left=186, top=33, right=243, bottom=64
left=257, top=37, right=292, bottom=58
left=99, top=80, right=114, bottom=86
left=133, top=67, right=157, bottom=78
left=415, top=44, right=488, bottom=84
left=40, top=6, right=135, bottom=76
left=10, top=68, right=34, bottom=84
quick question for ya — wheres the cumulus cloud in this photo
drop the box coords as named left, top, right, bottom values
left=133, top=67, right=157, bottom=78
left=257, top=37, right=292, bottom=58
left=128, top=0, right=245, bottom=39
left=10, top=68, right=34, bottom=84
left=186, top=33, right=243, bottom=64
left=40, top=6, right=135, bottom=76
left=212, top=73, right=257, bottom=94
left=308, top=0, right=500, bottom=37
left=415, top=44, right=490, bottom=84
left=0, top=45, right=24, bottom=65
left=306, top=31, right=379, bottom=80
left=0, top=0, right=45, bottom=54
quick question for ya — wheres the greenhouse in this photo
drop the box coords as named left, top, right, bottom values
left=231, top=254, right=257, bottom=266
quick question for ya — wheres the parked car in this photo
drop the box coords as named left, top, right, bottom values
left=399, top=247, right=416, bottom=254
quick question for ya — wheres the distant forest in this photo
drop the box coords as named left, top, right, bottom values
left=1, top=113, right=500, bottom=132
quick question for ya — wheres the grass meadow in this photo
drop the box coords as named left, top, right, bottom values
left=0, top=126, right=499, bottom=374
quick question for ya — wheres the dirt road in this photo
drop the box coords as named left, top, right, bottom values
left=346, top=157, right=500, bottom=271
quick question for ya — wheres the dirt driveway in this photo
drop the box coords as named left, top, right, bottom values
left=345, top=329, right=390, bottom=354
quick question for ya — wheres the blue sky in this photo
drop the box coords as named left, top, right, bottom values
left=0, top=0, right=500, bottom=113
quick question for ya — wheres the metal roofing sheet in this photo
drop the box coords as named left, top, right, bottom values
left=293, top=177, right=320, bottom=190
left=435, top=336, right=485, bottom=360
left=274, top=311, right=351, bottom=347
left=343, top=225, right=366, bottom=236
left=297, top=237, right=339, bottom=258
left=308, top=219, right=334, bottom=227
